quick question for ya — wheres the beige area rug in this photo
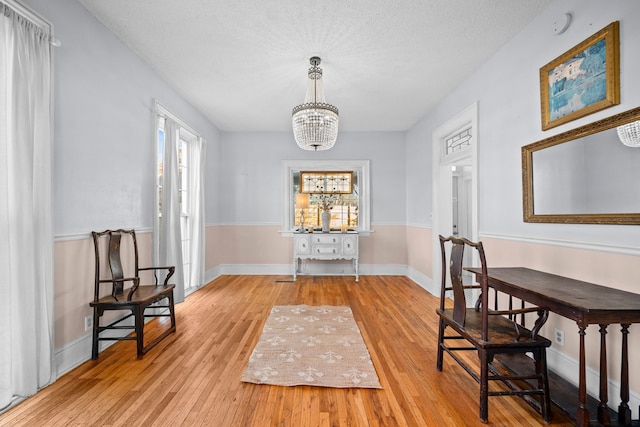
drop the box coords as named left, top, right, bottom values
left=241, top=305, right=382, bottom=389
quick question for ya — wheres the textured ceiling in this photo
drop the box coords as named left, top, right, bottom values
left=76, top=0, right=552, bottom=132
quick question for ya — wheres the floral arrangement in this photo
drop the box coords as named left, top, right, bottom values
left=312, top=193, right=338, bottom=212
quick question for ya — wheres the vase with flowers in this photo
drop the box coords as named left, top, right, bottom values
left=314, top=193, right=338, bottom=232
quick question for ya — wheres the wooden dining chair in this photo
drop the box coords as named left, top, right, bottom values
left=90, top=229, right=176, bottom=359
left=435, top=235, right=552, bottom=423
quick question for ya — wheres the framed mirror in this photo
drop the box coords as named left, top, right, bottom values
left=522, top=106, right=640, bottom=224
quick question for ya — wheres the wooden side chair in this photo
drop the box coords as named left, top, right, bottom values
left=436, top=235, right=552, bottom=423
left=90, top=229, right=176, bottom=359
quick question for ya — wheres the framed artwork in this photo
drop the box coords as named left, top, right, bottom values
left=540, top=21, right=619, bottom=130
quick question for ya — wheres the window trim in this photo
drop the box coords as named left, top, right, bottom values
left=281, top=160, right=370, bottom=236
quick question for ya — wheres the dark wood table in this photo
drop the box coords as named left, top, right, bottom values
left=466, top=267, right=640, bottom=427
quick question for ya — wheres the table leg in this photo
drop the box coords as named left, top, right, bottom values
left=618, top=324, right=632, bottom=425
left=577, top=325, right=590, bottom=427
left=597, top=324, right=611, bottom=425
left=293, top=257, right=298, bottom=281
left=354, top=258, right=359, bottom=282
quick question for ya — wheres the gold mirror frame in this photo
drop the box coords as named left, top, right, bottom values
left=522, top=106, right=640, bottom=224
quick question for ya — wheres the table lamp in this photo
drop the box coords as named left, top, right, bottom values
left=295, top=193, right=309, bottom=232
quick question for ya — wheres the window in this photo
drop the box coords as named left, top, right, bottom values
left=445, top=126, right=472, bottom=157
left=157, top=120, right=196, bottom=288
left=295, top=171, right=358, bottom=230
left=282, top=160, right=370, bottom=234
left=155, top=101, right=206, bottom=298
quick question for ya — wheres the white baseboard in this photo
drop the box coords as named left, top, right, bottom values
left=203, top=265, right=223, bottom=284
left=55, top=313, right=145, bottom=376
left=55, top=329, right=121, bottom=377
left=214, top=263, right=290, bottom=276
left=406, top=266, right=436, bottom=295
left=203, top=263, right=410, bottom=281
left=55, top=333, right=92, bottom=377
left=361, top=264, right=408, bottom=276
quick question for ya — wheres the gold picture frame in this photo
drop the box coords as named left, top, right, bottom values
left=540, top=21, right=619, bottom=131
left=300, top=171, right=353, bottom=194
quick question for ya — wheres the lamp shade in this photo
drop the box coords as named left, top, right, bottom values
left=295, top=193, right=309, bottom=208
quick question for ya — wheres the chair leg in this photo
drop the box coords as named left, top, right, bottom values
left=436, top=319, right=445, bottom=371
left=537, top=349, right=552, bottom=422
left=479, top=350, right=489, bottom=423
left=135, top=306, right=145, bottom=359
left=91, top=308, right=100, bottom=360
left=168, top=292, right=176, bottom=329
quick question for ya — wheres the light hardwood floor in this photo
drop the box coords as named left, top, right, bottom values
left=0, top=275, right=574, bottom=426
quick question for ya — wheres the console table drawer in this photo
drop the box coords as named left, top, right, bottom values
left=312, top=235, right=339, bottom=244
left=314, top=246, right=339, bottom=255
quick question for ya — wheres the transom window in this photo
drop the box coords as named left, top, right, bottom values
left=300, top=171, right=353, bottom=194
left=445, top=126, right=472, bottom=156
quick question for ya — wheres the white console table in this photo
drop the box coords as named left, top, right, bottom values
left=293, top=232, right=359, bottom=282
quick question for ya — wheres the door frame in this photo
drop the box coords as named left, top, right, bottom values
left=431, top=102, right=478, bottom=297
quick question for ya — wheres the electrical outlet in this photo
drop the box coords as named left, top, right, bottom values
left=84, top=315, right=93, bottom=331
left=554, top=328, right=564, bottom=346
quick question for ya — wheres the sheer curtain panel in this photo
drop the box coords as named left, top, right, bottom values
left=0, top=1, right=56, bottom=410
left=159, top=118, right=185, bottom=303
left=187, top=136, right=206, bottom=292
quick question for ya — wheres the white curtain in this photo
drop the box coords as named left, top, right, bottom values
left=187, top=137, right=206, bottom=291
left=159, top=118, right=185, bottom=303
left=0, top=2, right=55, bottom=410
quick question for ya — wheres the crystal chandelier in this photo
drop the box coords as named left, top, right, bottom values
left=617, top=120, right=640, bottom=147
left=292, top=57, right=339, bottom=151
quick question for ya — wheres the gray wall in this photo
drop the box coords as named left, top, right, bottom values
left=217, top=131, right=406, bottom=226
left=25, top=0, right=222, bottom=237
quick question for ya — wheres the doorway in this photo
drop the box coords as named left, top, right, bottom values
left=431, top=103, right=478, bottom=297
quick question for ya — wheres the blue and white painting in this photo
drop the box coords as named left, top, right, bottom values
left=547, top=39, right=607, bottom=121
